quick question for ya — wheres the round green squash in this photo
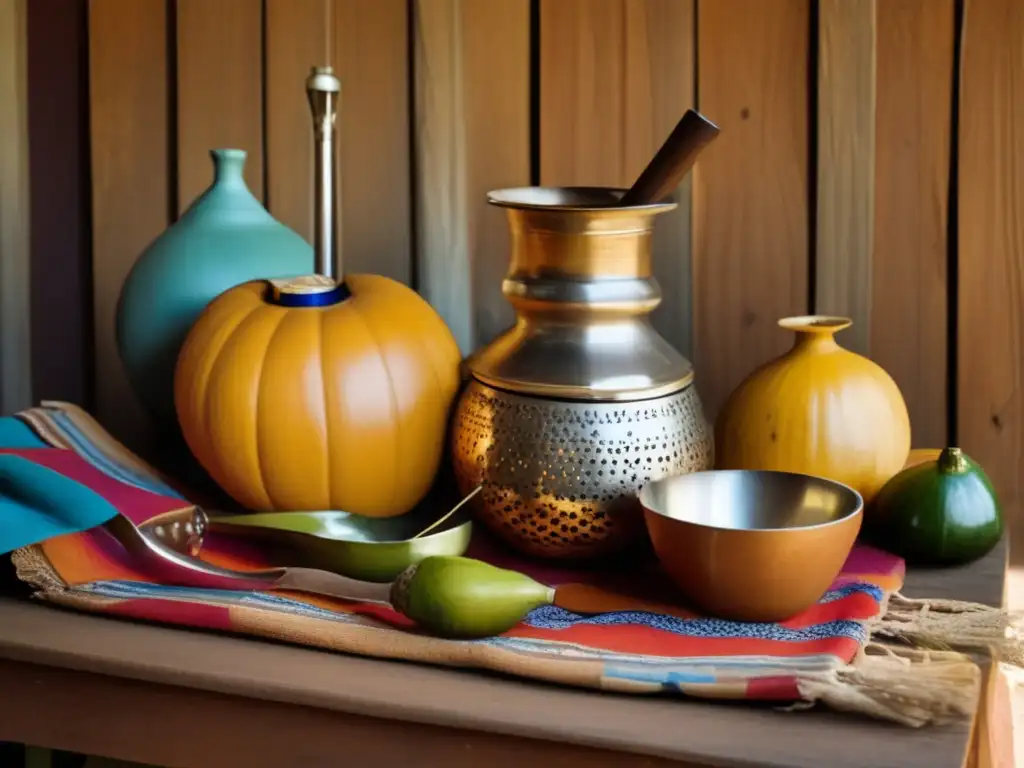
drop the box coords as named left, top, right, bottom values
left=869, top=447, right=1003, bottom=566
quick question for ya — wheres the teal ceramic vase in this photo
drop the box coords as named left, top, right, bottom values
left=116, top=148, right=313, bottom=436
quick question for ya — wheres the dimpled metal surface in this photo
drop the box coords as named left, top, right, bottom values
left=451, top=379, right=714, bottom=559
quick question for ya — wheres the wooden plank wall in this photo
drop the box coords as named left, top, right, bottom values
left=0, top=0, right=31, bottom=416
left=53, top=0, right=1023, bottom=559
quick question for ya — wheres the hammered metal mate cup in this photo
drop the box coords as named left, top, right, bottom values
left=451, top=187, right=714, bottom=560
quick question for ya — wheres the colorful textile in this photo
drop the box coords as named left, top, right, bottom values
left=0, top=452, right=122, bottom=554
left=8, top=401, right=906, bottom=702
left=0, top=406, right=198, bottom=554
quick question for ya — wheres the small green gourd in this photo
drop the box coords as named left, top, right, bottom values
left=390, top=556, right=555, bottom=638
left=869, top=447, right=1003, bottom=566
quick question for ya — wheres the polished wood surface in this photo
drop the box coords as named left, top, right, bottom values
left=0, top=537, right=1006, bottom=768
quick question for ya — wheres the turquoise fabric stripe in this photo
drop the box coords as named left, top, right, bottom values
left=0, top=453, right=121, bottom=555
left=0, top=417, right=48, bottom=449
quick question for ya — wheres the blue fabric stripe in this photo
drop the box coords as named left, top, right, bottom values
left=606, top=667, right=718, bottom=684
left=820, top=582, right=884, bottom=603
left=48, top=412, right=185, bottom=499
left=486, top=635, right=841, bottom=668
left=80, top=579, right=358, bottom=621
left=522, top=604, right=869, bottom=643
left=49, top=411, right=169, bottom=492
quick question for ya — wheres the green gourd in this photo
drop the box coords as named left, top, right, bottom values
left=390, top=556, right=555, bottom=639
left=869, top=447, right=1003, bottom=566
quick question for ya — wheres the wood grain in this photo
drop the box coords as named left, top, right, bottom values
left=958, top=0, right=1024, bottom=562
left=872, top=0, right=953, bottom=450
left=0, top=0, right=32, bottom=414
left=264, top=0, right=327, bottom=244
left=176, top=0, right=264, bottom=212
left=539, top=0, right=696, bottom=357
left=815, top=0, right=876, bottom=356
left=540, top=0, right=624, bottom=187
left=693, top=0, right=810, bottom=422
left=88, top=0, right=169, bottom=454
left=27, top=0, right=93, bottom=410
left=412, top=0, right=530, bottom=354
left=331, top=0, right=411, bottom=284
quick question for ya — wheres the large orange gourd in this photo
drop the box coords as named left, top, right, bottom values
left=174, top=67, right=461, bottom=517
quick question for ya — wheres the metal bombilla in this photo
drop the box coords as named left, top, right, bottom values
left=306, top=66, right=341, bottom=283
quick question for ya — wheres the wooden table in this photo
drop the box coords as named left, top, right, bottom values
left=0, top=539, right=1007, bottom=768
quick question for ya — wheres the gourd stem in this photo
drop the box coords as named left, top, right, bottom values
left=938, top=447, right=969, bottom=475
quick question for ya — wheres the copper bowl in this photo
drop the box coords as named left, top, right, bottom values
left=639, top=470, right=863, bottom=622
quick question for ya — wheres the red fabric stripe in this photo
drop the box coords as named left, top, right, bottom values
left=0, top=447, right=187, bottom=525
left=340, top=601, right=862, bottom=661
left=746, top=675, right=802, bottom=700
left=779, top=591, right=883, bottom=627
left=102, top=597, right=234, bottom=631
left=502, top=623, right=863, bottom=661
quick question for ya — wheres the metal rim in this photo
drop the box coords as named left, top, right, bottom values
left=469, top=371, right=696, bottom=403
left=638, top=469, right=864, bottom=533
left=486, top=186, right=678, bottom=214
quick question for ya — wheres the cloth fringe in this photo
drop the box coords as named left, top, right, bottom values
left=11, top=546, right=66, bottom=593
left=794, top=590, right=1023, bottom=727
left=796, top=643, right=981, bottom=727
left=875, top=591, right=1023, bottom=668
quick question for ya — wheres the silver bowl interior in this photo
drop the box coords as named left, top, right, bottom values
left=639, top=470, right=863, bottom=532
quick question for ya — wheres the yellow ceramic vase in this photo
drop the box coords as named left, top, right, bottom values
left=714, top=316, right=911, bottom=502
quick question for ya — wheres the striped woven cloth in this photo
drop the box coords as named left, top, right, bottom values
left=9, top=401, right=905, bottom=702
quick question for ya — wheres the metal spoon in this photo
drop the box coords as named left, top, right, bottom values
left=104, top=513, right=393, bottom=603
left=104, top=513, right=557, bottom=638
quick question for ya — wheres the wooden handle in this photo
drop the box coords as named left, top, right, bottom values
left=619, top=109, right=720, bottom=207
